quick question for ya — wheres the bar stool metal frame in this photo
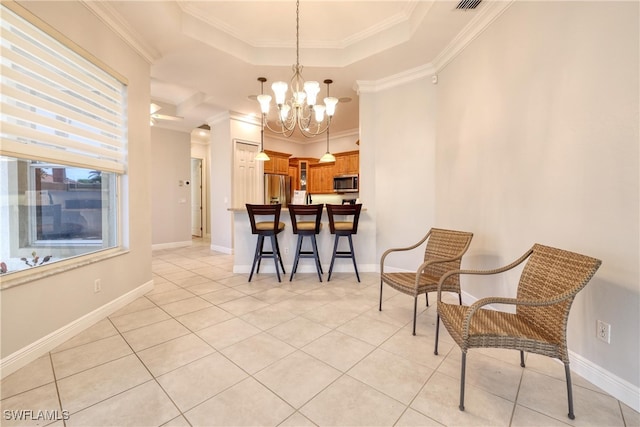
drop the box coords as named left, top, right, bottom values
left=246, top=203, right=286, bottom=282
left=326, top=203, right=362, bottom=282
left=288, top=204, right=324, bottom=282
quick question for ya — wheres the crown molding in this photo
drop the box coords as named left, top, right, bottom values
left=265, top=127, right=360, bottom=145
left=355, top=63, right=436, bottom=94
left=431, top=0, right=515, bottom=73
left=354, top=0, right=514, bottom=94
left=80, top=1, right=160, bottom=64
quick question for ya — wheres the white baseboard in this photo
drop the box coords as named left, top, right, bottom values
left=151, top=241, right=192, bottom=251
left=569, top=350, right=639, bottom=412
left=0, top=280, right=154, bottom=379
left=210, top=244, right=233, bottom=254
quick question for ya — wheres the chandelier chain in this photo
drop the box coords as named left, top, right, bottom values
left=296, top=0, right=300, bottom=67
left=256, top=0, right=337, bottom=139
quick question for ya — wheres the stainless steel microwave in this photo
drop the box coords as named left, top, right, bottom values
left=333, top=175, right=358, bottom=193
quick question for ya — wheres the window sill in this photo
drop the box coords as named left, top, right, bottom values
left=0, top=248, right=129, bottom=290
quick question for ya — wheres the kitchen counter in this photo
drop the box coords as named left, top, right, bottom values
left=229, top=206, right=373, bottom=276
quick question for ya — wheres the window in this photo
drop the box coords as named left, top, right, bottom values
left=0, top=4, right=127, bottom=279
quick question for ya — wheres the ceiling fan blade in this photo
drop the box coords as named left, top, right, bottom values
left=151, top=113, right=183, bottom=121
left=150, top=102, right=162, bottom=115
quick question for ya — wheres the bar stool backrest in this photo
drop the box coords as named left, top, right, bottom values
left=326, top=203, right=362, bottom=234
left=288, top=204, right=323, bottom=234
left=246, top=204, right=282, bottom=234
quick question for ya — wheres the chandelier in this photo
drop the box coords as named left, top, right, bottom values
left=255, top=0, right=338, bottom=142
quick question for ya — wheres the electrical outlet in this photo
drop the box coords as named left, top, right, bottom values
left=597, top=320, right=611, bottom=343
left=284, top=247, right=289, bottom=255
left=94, top=279, right=101, bottom=293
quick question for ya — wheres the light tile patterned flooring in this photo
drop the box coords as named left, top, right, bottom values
left=1, top=239, right=638, bottom=426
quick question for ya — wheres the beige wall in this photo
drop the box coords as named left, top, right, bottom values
left=360, top=0, right=638, bottom=406
left=151, top=127, right=192, bottom=246
left=435, top=0, right=639, bottom=390
left=1, top=1, right=152, bottom=362
left=359, top=76, right=439, bottom=272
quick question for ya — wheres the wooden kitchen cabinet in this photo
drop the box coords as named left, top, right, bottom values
left=308, top=162, right=334, bottom=194
left=263, top=150, right=291, bottom=175
left=334, top=151, right=359, bottom=175
left=290, top=150, right=358, bottom=194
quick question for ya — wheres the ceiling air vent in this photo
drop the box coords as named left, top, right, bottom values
left=456, top=0, right=482, bottom=10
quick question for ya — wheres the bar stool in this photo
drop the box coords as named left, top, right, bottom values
left=246, top=204, right=286, bottom=282
left=288, top=204, right=324, bottom=282
left=326, top=203, right=362, bottom=282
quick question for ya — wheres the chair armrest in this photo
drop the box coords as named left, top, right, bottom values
left=380, top=230, right=432, bottom=274
left=435, top=248, right=534, bottom=302
left=460, top=290, right=578, bottom=339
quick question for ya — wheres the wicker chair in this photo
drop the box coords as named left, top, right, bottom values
left=379, top=228, right=473, bottom=335
left=434, top=243, right=601, bottom=420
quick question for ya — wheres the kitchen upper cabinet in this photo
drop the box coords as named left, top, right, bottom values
left=290, top=150, right=358, bottom=194
left=334, top=151, right=359, bottom=175
left=263, top=150, right=291, bottom=175
left=307, top=162, right=335, bottom=194
left=308, top=162, right=334, bottom=194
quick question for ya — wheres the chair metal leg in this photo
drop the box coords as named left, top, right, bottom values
left=434, top=314, right=440, bottom=355
left=459, top=352, right=467, bottom=411
left=412, top=296, right=418, bottom=336
left=347, top=234, right=360, bottom=282
left=290, top=235, right=304, bottom=281
left=248, top=235, right=263, bottom=282
left=274, top=236, right=285, bottom=273
left=379, top=280, right=383, bottom=311
left=425, top=292, right=429, bottom=307
left=565, top=363, right=576, bottom=420
left=310, top=235, right=323, bottom=282
left=459, top=293, right=463, bottom=305
left=256, top=235, right=265, bottom=273
left=520, top=350, right=525, bottom=367
left=327, top=235, right=340, bottom=281
left=269, top=235, right=282, bottom=282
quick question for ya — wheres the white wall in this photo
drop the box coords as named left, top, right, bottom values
left=359, top=77, right=438, bottom=272
left=355, top=0, right=638, bottom=409
left=436, top=2, right=640, bottom=392
left=435, top=0, right=639, bottom=401
left=209, top=115, right=261, bottom=253
left=1, top=1, right=152, bottom=366
left=151, top=127, right=192, bottom=247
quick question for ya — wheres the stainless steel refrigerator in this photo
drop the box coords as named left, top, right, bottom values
left=264, top=174, right=291, bottom=207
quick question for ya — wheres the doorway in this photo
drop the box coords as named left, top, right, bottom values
left=233, top=140, right=262, bottom=207
left=191, top=158, right=203, bottom=237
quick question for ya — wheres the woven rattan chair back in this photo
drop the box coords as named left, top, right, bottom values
left=423, top=229, right=476, bottom=293
left=516, top=244, right=602, bottom=361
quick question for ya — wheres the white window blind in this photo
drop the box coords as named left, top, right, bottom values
left=0, top=5, right=127, bottom=174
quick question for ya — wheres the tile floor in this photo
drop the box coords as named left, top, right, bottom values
left=1, top=239, right=638, bottom=426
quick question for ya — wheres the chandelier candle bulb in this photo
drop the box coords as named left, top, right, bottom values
left=314, top=105, right=325, bottom=122
left=272, top=82, right=288, bottom=105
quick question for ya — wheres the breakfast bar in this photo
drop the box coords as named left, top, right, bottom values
left=229, top=206, right=374, bottom=276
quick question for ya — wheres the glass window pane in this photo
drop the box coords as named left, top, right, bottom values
left=0, top=156, right=118, bottom=276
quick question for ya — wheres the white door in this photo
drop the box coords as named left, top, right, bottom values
left=233, top=141, right=261, bottom=207
left=191, top=158, right=203, bottom=237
